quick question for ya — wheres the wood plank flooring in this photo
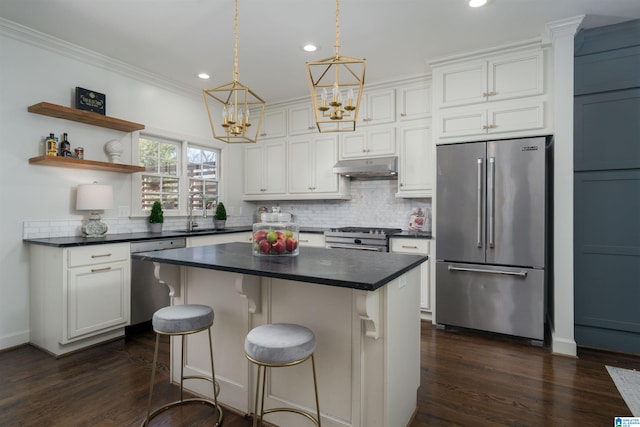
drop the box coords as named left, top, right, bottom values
left=1, top=321, right=639, bottom=426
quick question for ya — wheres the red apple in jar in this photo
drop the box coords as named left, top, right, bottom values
left=272, top=239, right=286, bottom=254
left=254, top=230, right=267, bottom=242
left=276, top=231, right=286, bottom=241
left=258, top=239, right=271, bottom=254
left=285, top=237, right=298, bottom=252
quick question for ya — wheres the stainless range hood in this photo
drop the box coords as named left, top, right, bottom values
left=332, top=156, right=398, bottom=179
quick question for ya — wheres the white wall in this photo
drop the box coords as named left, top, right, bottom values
left=0, top=20, right=246, bottom=349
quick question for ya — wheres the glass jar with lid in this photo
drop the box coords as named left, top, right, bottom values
left=252, top=209, right=299, bottom=256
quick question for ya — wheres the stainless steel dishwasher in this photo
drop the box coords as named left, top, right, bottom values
left=129, top=238, right=186, bottom=330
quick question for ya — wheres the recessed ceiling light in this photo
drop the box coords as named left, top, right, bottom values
left=303, top=44, right=318, bottom=52
left=469, top=0, right=487, bottom=7
left=197, top=73, right=210, bottom=80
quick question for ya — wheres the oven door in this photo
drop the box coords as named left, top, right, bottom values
left=325, top=242, right=386, bottom=252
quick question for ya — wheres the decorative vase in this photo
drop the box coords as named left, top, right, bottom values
left=149, top=223, right=163, bottom=233
left=214, top=220, right=226, bottom=230
left=104, top=139, right=124, bottom=163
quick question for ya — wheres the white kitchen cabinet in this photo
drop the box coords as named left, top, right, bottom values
left=187, top=232, right=253, bottom=247
left=340, top=127, right=396, bottom=159
left=244, top=140, right=287, bottom=198
left=29, top=242, right=131, bottom=356
left=437, top=99, right=546, bottom=139
left=398, top=80, right=432, bottom=121
left=433, top=48, right=544, bottom=109
left=397, top=121, right=434, bottom=198
left=288, top=135, right=347, bottom=197
left=298, top=232, right=325, bottom=248
left=390, top=238, right=432, bottom=318
left=257, top=108, right=287, bottom=140
left=288, top=102, right=317, bottom=135
left=431, top=43, right=550, bottom=142
left=358, top=87, right=396, bottom=126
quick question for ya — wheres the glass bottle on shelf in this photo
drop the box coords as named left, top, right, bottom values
left=59, top=133, right=72, bottom=157
left=45, top=133, right=57, bottom=156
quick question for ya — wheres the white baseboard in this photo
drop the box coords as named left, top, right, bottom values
left=550, top=326, right=577, bottom=357
left=0, top=330, right=29, bottom=351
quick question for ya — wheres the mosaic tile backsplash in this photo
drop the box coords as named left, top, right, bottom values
left=24, top=180, right=431, bottom=239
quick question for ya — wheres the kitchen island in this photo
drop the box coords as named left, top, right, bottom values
left=132, top=242, right=428, bottom=427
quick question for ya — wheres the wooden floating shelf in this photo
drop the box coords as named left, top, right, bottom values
left=29, top=155, right=146, bottom=173
left=28, top=102, right=145, bottom=132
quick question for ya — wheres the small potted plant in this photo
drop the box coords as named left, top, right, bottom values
left=148, top=201, right=164, bottom=233
left=213, top=202, right=227, bottom=230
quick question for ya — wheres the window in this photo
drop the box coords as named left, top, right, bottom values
left=187, top=146, right=219, bottom=210
left=134, top=134, right=221, bottom=217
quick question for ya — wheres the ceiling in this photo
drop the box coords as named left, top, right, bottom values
left=2, top=0, right=640, bottom=103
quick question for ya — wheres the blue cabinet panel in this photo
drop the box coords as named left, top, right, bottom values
left=574, top=89, right=640, bottom=171
left=575, top=46, right=640, bottom=95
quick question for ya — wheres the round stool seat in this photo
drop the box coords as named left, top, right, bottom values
left=245, top=323, right=315, bottom=365
left=153, top=304, right=214, bottom=334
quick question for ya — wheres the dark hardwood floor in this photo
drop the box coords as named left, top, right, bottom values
left=1, top=321, right=639, bottom=426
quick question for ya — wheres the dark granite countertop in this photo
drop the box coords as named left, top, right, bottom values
left=23, top=226, right=329, bottom=247
left=23, top=226, right=430, bottom=248
left=131, top=242, right=428, bottom=291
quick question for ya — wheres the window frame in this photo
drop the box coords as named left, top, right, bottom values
left=131, top=130, right=223, bottom=219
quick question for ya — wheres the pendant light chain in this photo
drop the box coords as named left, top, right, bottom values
left=233, top=0, right=239, bottom=82
left=334, top=0, right=341, bottom=58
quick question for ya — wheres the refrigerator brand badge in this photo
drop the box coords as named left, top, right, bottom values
left=521, top=146, right=539, bottom=152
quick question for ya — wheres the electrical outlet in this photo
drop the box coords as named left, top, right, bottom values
left=118, top=205, right=130, bottom=218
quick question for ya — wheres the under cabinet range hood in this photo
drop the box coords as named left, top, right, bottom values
left=332, top=156, right=398, bottom=179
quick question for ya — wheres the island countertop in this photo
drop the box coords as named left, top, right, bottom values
left=132, top=242, right=428, bottom=291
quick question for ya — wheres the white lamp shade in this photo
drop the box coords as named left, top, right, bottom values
left=76, top=184, right=114, bottom=211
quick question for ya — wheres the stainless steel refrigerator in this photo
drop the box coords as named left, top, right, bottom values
left=435, top=136, right=551, bottom=341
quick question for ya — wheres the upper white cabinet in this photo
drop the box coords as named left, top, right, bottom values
left=431, top=42, right=550, bottom=142
left=288, top=102, right=317, bottom=135
left=434, top=49, right=544, bottom=108
left=398, top=81, right=432, bottom=121
left=396, top=121, right=433, bottom=198
left=341, top=127, right=396, bottom=159
left=358, top=87, right=396, bottom=126
left=244, top=141, right=287, bottom=198
left=289, top=134, right=349, bottom=198
left=258, top=108, right=287, bottom=140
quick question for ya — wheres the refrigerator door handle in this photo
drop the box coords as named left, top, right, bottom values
left=477, top=158, right=483, bottom=248
left=488, top=157, right=495, bottom=248
left=448, top=265, right=528, bottom=278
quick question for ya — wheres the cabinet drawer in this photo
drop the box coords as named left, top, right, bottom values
left=390, top=238, right=430, bottom=254
left=68, top=243, right=129, bottom=267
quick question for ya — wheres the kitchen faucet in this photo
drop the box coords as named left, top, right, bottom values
left=187, top=190, right=204, bottom=231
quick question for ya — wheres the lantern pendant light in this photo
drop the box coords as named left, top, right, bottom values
left=203, top=0, right=266, bottom=143
left=306, top=0, right=366, bottom=133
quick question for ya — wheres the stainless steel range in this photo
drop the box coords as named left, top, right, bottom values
left=324, top=227, right=402, bottom=252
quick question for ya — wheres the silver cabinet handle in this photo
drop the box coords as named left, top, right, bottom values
left=488, top=157, right=495, bottom=248
left=448, top=265, right=527, bottom=277
left=401, top=245, right=418, bottom=249
left=477, top=158, right=483, bottom=248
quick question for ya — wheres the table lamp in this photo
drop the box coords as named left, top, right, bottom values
left=77, top=182, right=113, bottom=237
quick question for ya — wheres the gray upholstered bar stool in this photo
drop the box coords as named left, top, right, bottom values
left=142, top=304, right=223, bottom=427
left=244, top=323, right=321, bottom=427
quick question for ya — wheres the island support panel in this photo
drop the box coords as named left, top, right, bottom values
left=153, top=263, right=421, bottom=427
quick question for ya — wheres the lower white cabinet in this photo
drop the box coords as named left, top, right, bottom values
left=298, top=232, right=325, bottom=248
left=187, top=232, right=253, bottom=247
left=390, top=238, right=432, bottom=318
left=29, top=243, right=131, bottom=356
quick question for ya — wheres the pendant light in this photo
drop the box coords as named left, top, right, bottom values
left=203, top=0, right=266, bottom=143
left=306, top=0, right=366, bottom=133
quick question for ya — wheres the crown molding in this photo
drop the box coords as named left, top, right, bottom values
left=0, top=17, right=201, bottom=100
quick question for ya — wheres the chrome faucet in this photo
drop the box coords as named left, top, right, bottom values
left=187, top=190, right=202, bottom=231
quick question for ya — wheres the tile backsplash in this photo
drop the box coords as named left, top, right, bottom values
left=23, top=180, right=431, bottom=239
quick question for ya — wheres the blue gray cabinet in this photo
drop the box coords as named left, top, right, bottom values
left=574, top=19, right=640, bottom=353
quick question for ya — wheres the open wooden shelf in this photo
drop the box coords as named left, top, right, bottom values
left=28, top=102, right=145, bottom=132
left=29, top=155, right=145, bottom=173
